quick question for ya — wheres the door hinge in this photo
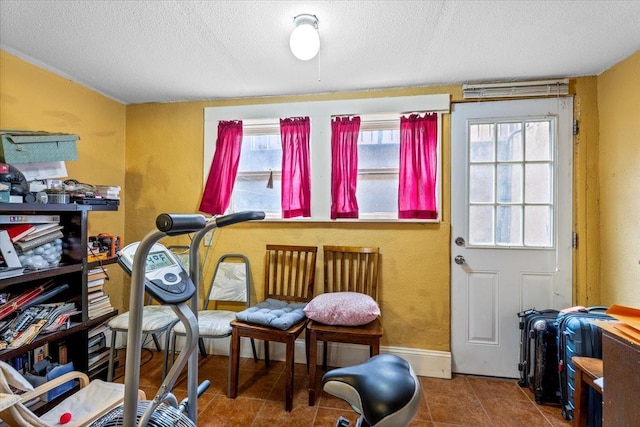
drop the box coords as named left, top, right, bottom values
left=572, top=232, right=578, bottom=249
left=573, top=120, right=580, bottom=136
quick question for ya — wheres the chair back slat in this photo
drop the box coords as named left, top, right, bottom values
left=265, top=244, right=317, bottom=303
left=323, top=245, right=379, bottom=300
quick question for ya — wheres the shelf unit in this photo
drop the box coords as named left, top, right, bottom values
left=0, top=203, right=118, bottom=376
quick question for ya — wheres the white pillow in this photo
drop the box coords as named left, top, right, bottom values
left=304, top=292, right=380, bottom=326
left=0, top=360, right=34, bottom=392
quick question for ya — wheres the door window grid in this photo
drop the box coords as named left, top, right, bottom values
left=467, top=118, right=555, bottom=248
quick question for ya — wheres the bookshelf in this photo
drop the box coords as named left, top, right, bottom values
left=0, top=203, right=118, bottom=382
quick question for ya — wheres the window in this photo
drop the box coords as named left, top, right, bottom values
left=203, top=94, right=449, bottom=221
left=356, top=118, right=400, bottom=218
left=230, top=123, right=281, bottom=215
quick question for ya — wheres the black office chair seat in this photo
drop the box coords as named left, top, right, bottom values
left=322, top=354, right=421, bottom=427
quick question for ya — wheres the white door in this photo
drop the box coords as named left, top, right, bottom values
left=451, top=98, right=573, bottom=378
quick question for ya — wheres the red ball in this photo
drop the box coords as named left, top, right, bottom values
left=59, top=412, right=72, bottom=424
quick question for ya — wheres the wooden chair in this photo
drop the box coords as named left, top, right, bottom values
left=229, top=244, right=317, bottom=412
left=307, top=245, right=383, bottom=405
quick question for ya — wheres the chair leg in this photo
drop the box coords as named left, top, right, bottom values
left=308, top=329, right=318, bottom=406
left=285, top=337, right=295, bottom=412
left=250, top=338, right=258, bottom=362
left=107, top=330, right=118, bottom=382
left=264, top=341, right=270, bottom=368
left=228, top=328, right=241, bottom=398
left=322, top=341, right=328, bottom=370
left=198, top=337, right=207, bottom=357
left=170, top=333, right=178, bottom=369
left=162, top=330, right=172, bottom=380
left=151, top=333, right=162, bottom=351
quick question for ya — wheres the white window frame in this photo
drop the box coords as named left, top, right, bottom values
left=204, top=94, right=449, bottom=222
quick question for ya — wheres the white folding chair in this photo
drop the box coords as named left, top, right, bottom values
left=169, top=254, right=257, bottom=361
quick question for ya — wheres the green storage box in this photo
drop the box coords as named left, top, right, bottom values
left=0, top=131, right=79, bottom=163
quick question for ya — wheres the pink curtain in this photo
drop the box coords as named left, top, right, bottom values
left=280, top=117, right=311, bottom=218
left=398, top=113, right=438, bottom=219
left=198, top=120, right=243, bottom=215
left=331, top=116, right=361, bottom=219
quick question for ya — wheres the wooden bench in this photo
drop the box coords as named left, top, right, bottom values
left=572, top=356, right=604, bottom=427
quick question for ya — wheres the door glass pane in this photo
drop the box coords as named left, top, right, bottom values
left=467, top=117, right=555, bottom=249
left=469, top=123, right=494, bottom=162
left=469, top=205, right=494, bottom=245
left=469, top=165, right=494, bottom=203
left=525, top=163, right=551, bottom=203
left=497, top=164, right=522, bottom=203
left=496, top=206, right=522, bottom=245
left=525, top=206, right=552, bottom=247
left=525, top=121, right=552, bottom=161
left=497, top=123, right=523, bottom=161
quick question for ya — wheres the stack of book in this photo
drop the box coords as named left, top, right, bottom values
left=87, top=323, right=110, bottom=378
left=87, top=267, right=114, bottom=319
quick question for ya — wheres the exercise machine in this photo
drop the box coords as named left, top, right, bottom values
left=90, top=211, right=264, bottom=427
left=322, top=354, right=421, bottom=427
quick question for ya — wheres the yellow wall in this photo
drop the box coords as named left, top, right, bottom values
left=126, top=87, right=459, bottom=351
left=0, top=50, right=128, bottom=308
left=4, top=47, right=631, bottom=353
left=597, top=50, right=640, bottom=307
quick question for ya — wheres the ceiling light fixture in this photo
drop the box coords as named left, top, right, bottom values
left=289, top=14, right=320, bottom=61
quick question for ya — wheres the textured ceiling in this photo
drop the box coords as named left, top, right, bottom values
left=1, top=0, right=639, bottom=105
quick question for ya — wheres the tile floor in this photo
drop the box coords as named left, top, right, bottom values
left=113, top=349, right=572, bottom=427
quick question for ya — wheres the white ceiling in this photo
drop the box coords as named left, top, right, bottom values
left=1, top=1, right=639, bottom=105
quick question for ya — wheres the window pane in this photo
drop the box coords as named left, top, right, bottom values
left=357, top=174, right=398, bottom=215
left=469, top=123, right=494, bottom=162
left=525, top=121, right=552, bottom=161
left=497, top=123, right=523, bottom=161
left=358, top=137, right=399, bottom=169
left=524, top=205, right=552, bottom=247
left=469, top=165, right=494, bottom=203
left=238, top=134, right=281, bottom=172
left=496, top=205, right=522, bottom=245
left=497, top=164, right=522, bottom=203
left=231, top=174, right=281, bottom=214
left=357, top=124, right=400, bottom=216
left=525, top=163, right=551, bottom=203
left=469, top=205, right=494, bottom=245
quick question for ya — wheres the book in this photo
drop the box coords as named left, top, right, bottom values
left=14, top=230, right=64, bottom=252
left=88, top=305, right=115, bottom=319
left=88, top=295, right=111, bottom=307
left=0, top=230, right=22, bottom=269
left=87, top=277, right=105, bottom=288
left=88, top=290, right=105, bottom=301
left=87, top=267, right=108, bottom=281
left=18, top=224, right=63, bottom=242
left=0, top=223, right=36, bottom=243
left=88, top=348, right=110, bottom=367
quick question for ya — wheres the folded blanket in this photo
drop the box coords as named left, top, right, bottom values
left=236, top=298, right=307, bottom=330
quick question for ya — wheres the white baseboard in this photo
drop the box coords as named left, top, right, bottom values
left=161, top=336, right=452, bottom=379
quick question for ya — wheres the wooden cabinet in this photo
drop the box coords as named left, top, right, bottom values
left=602, top=327, right=640, bottom=427
left=0, top=203, right=117, bottom=375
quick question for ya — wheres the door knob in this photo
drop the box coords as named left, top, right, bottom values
left=454, top=255, right=466, bottom=265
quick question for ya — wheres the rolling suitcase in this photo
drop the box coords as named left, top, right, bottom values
left=556, top=306, right=615, bottom=424
left=531, top=317, right=560, bottom=404
left=517, top=308, right=560, bottom=404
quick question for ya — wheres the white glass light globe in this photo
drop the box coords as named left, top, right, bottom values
left=289, top=23, right=320, bottom=61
